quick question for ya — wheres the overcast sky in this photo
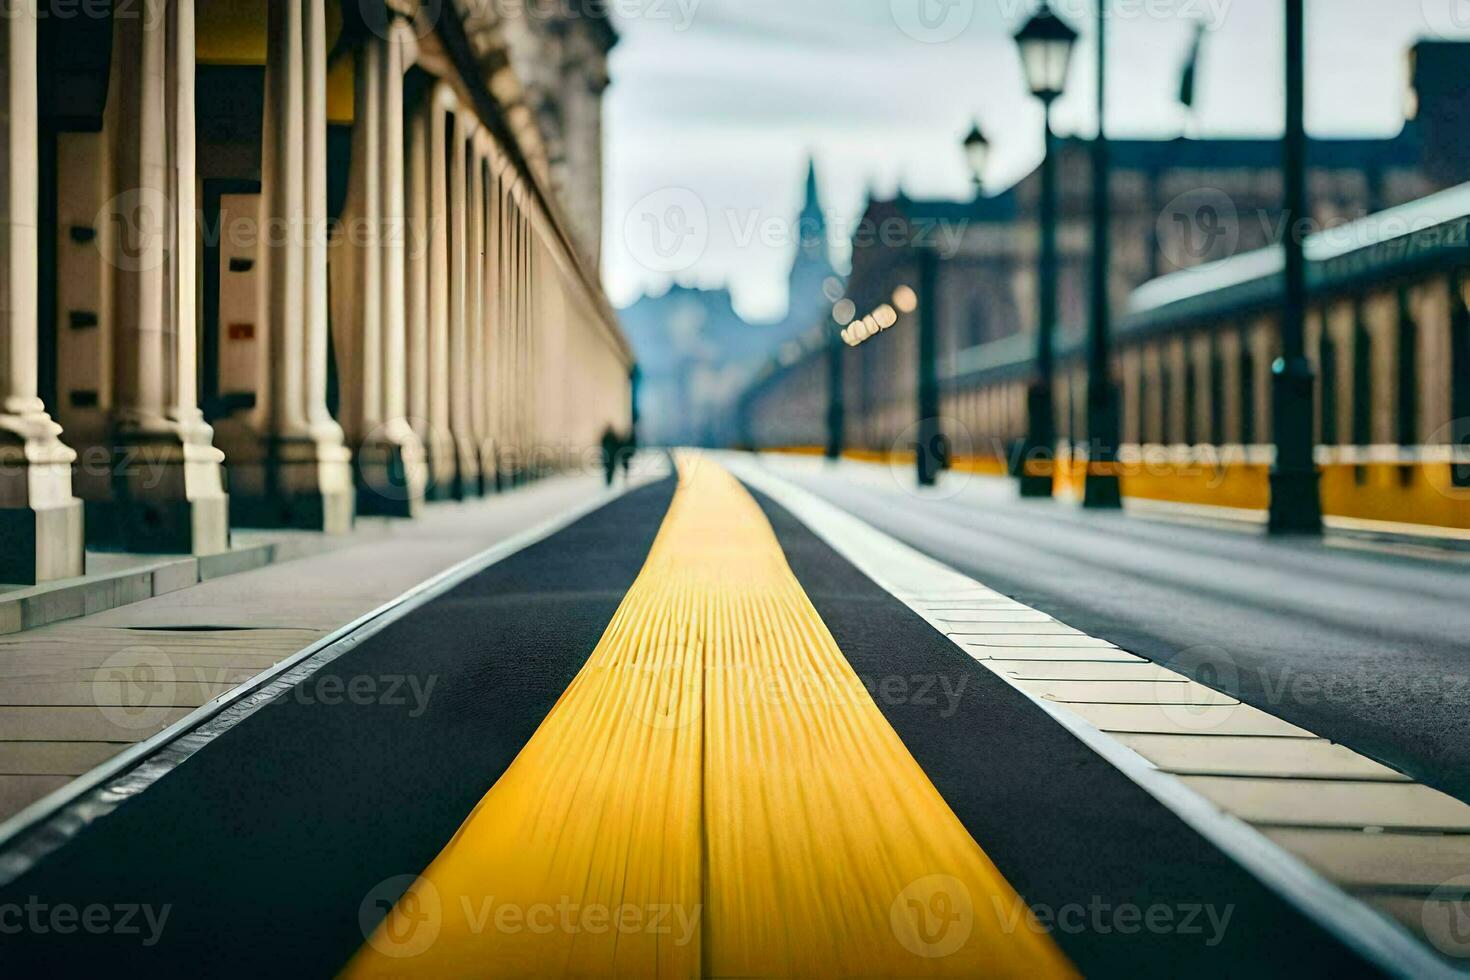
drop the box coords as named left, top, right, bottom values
left=601, top=0, right=1470, bottom=323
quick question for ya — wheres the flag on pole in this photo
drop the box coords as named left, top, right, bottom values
left=1179, top=23, right=1207, bottom=110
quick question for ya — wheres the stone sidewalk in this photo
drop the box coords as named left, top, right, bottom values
left=0, top=467, right=659, bottom=822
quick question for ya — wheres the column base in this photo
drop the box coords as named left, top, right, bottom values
left=109, top=424, right=231, bottom=556
left=477, top=444, right=499, bottom=495
left=1082, top=472, right=1124, bottom=509
left=1017, top=383, right=1057, bottom=499
left=1017, top=473, right=1054, bottom=498
left=1267, top=359, right=1323, bottom=535
left=451, top=436, right=482, bottom=500
left=0, top=500, right=85, bottom=585
left=1267, top=468, right=1323, bottom=535
left=1081, top=389, right=1124, bottom=510
left=498, top=445, right=525, bottom=489
left=228, top=436, right=355, bottom=534
left=0, top=418, right=87, bottom=584
left=356, top=421, right=426, bottom=519
left=422, top=430, right=459, bottom=502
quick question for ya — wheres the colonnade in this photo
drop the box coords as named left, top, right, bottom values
left=0, top=1, right=634, bottom=585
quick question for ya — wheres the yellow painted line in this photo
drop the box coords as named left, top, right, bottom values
left=767, top=446, right=1470, bottom=535
left=344, top=454, right=1073, bottom=978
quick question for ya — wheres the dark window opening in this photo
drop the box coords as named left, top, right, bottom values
left=1351, top=305, right=1373, bottom=447
left=1396, top=289, right=1417, bottom=447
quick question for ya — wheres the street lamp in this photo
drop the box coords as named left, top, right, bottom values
left=963, top=122, right=991, bottom=195
left=1083, top=1, right=1122, bottom=508
left=1268, top=0, right=1322, bottom=533
left=827, top=300, right=855, bottom=461
left=1013, top=1, right=1078, bottom=497
left=916, top=248, right=942, bottom=487
left=1015, top=2, right=1079, bottom=101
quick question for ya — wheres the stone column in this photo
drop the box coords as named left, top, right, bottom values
left=405, top=100, right=431, bottom=488
left=417, top=89, right=455, bottom=498
left=232, top=0, right=353, bottom=533
left=467, top=136, right=488, bottom=495
left=0, top=9, right=84, bottom=583
left=506, top=182, right=525, bottom=484
left=490, top=161, right=510, bottom=489
left=498, top=185, right=515, bottom=483
left=341, top=22, right=424, bottom=517
left=521, top=190, right=535, bottom=478
left=446, top=110, right=480, bottom=497
left=485, top=138, right=508, bottom=490
left=107, top=0, right=229, bottom=555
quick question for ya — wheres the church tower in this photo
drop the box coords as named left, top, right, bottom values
left=785, top=158, right=839, bottom=329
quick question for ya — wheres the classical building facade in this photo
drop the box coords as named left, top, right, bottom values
left=0, top=1, right=631, bottom=584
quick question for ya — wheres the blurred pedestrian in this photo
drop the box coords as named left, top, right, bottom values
left=620, top=430, right=637, bottom=482
left=600, top=426, right=619, bottom=487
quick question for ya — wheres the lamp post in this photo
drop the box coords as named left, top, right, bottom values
left=1268, top=0, right=1322, bottom=533
left=916, top=247, right=942, bottom=486
left=1013, top=2, right=1078, bottom=498
left=964, top=122, right=991, bottom=198
left=1083, top=0, right=1122, bottom=507
left=828, top=299, right=855, bottom=461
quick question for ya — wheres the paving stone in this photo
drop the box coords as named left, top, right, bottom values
left=931, top=610, right=1054, bottom=623
left=0, top=706, right=192, bottom=742
left=1020, top=679, right=1238, bottom=705
left=0, top=774, right=70, bottom=817
left=1264, top=828, right=1470, bottom=888
left=1064, top=702, right=1316, bottom=738
left=1363, top=894, right=1470, bottom=963
left=1180, top=776, right=1470, bottom=831
left=966, top=646, right=1145, bottom=663
left=898, top=590, right=1001, bottom=601
left=0, top=679, right=252, bottom=707
left=952, top=633, right=1113, bottom=646
left=0, top=741, right=126, bottom=775
left=990, top=660, right=1180, bottom=681
left=1115, top=734, right=1409, bottom=781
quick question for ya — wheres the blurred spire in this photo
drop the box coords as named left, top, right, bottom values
left=1179, top=22, right=1207, bottom=112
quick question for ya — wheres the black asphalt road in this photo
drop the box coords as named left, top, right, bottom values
left=758, top=457, right=1470, bottom=805
left=0, top=469, right=1378, bottom=977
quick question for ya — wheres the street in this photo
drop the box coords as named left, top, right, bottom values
left=6, top=454, right=1462, bottom=976
left=751, top=455, right=1470, bottom=806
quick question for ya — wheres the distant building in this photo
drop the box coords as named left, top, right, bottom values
left=621, top=160, right=842, bottom=446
